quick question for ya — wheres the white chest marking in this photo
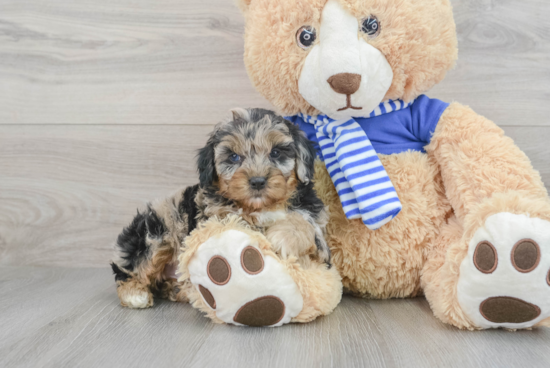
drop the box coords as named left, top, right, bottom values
left=252, top=210, right=287, bottom=226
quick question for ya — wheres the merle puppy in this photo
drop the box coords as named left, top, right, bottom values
left=111, top=108, right=330, bottom=309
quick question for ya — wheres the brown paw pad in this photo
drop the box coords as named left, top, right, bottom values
left=199, top=285, right=216, bottom=309
left=474, top=241, right=497, bottom=274
left=241, top=246, right=264, bottom=275
left=512, top=239, right=540, bottom=273
left=233, top=296, right=285, bottom=327
left=480, top=297, right=541, bottom=323
left=207, top=256, right=231, bottom=285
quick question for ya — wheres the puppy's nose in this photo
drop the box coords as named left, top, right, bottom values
left=327, top=73, right=362, bottom=95
left=249, top=177, right=267, bottom=190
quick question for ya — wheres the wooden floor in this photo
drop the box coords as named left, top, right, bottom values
left=1, top=267, right=550, bottom=368
left=2, top=0, right=550, bottom=367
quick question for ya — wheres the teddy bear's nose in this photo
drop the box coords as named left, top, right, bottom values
left=327, top=73, right=362, bottom=95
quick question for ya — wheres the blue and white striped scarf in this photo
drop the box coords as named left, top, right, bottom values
left=300, top=99, right=414, bottom=230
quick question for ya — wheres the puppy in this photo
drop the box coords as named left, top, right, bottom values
left=110, top=108, right=330, bottom=309
left=195, top=108, right=330, bottom=262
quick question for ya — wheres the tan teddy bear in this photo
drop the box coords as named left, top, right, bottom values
left=112, top=0, right=550, bottom=330
left=237, top=0, right=550, bottom=330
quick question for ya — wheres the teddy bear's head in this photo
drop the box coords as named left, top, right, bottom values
left=237, top=0, right=458, bottom=119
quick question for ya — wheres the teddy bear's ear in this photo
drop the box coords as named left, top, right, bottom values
left=235, top=0, right=252, bottom=13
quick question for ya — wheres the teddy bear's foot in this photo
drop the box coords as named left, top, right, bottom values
left=187, top=229, right=304, bottom=327
left=457, top=212, right=550, bottom=329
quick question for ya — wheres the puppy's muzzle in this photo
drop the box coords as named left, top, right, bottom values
left=249, top=177, right=267, bottom=190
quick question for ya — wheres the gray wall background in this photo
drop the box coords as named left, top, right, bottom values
left=1, top=0, right=549, bottom=267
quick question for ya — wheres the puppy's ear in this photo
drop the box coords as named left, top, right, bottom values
left=230, top=107, right=251, bottom=122
left=286, top=121, right=316, bottom=184
left=235, top=0, right=252, bottom=13
left=196, top=136, right=218, bottom=188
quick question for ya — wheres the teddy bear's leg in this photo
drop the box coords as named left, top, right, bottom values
left=421, top=216, right=476, bottom=329
left=284, top=256, right=343, bottom=323
left=178, top=215, right=342, bottom=326
left=424, top=103, right=550, bottom=329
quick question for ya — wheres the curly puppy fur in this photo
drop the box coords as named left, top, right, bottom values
left=111, top=108, right=330, bottom=309
left=111, top=186, right=198, bottom=308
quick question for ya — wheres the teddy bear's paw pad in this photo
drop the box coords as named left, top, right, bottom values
left=241, top=246, right=264, bottom=274
left=458, top=212, right=550, bottom=329
left=188, top=229, right=303, bottom=327
left=480, top=297, right=541, bottom=324
left=199, top=285, right=216, bottom=309
left=511, top=240, right=540, bottom=273
left=207, top=256, right=231, bottom=285
left=234, top=296, right=285, bottom=326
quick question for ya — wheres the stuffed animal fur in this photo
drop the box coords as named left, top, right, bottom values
left=237, top=0, right=550, bottom=330
left=112, top=0, right=550, bottom=330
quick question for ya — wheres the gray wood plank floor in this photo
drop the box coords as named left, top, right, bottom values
left=1, top=267, right=550, bottom=368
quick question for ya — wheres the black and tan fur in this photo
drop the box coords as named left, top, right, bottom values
left=111, top=108, right=330, bottom=308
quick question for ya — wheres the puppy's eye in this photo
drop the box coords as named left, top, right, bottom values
left=360, top=15, right=380, bottom=38
left=229, top=154, right=241, bottom=163
left=270, top=149, right=281, bottom=159
left=296, top=26, right=316, bottom=50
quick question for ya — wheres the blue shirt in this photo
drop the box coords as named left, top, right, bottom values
left=286, top=95, right=449, bottom=156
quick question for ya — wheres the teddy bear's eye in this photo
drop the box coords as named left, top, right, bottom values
left=296, top=26, right=317, bottom=50
left=361, top=15, right=380, bottom=38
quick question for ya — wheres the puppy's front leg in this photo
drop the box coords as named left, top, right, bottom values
left=264, top=212, right=317, bottom=260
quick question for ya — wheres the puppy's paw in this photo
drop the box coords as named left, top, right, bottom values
left=188, top=229, right=303, bottom=327
left=123, top=292, right=153, bottom=309
left=117, top=280, right=154, bottom=309
left=269, top=231, right=331, bottom=266
left=264, top=214, right=318, bottom=259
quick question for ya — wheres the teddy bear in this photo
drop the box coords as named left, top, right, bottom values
left=235, top=0, right=550, bottom=330
left=112, top=0, right=550, bottom=330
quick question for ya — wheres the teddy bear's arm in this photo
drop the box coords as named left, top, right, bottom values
left=426, top=102, right=548, bottom=222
